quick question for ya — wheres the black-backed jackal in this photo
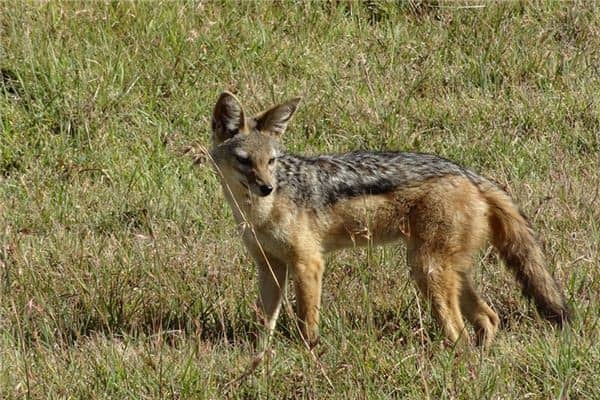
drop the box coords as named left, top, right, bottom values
left=208, top=91, right=570, bottom=349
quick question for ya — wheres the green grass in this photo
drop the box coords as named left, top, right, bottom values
left=1, top=1, right=599, bottom=398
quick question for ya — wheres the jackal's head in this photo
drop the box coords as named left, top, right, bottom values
left=210, top=91, right=300, bottom=197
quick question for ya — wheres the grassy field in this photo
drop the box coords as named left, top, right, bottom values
left=1, top=1, right=599, bottom=398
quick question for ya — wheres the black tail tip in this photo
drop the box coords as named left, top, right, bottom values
left=542, top=305, right=572, bottom=328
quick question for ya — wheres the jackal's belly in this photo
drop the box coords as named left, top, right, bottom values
left=320, top=194, right=409, bottom=252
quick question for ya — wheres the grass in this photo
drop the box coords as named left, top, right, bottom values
left=1, top=1, right=599, bottom=398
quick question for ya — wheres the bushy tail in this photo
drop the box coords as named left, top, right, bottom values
left=481, top=183, right=570, bottom=326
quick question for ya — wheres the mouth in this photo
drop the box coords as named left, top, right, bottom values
left=239, top=180, right=249, bottom=190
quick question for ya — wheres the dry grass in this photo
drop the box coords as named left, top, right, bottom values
left=1, top=1, right=599, bottom=398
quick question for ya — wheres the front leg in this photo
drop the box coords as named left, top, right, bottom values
left=249, top=248, right=288, bottom=352
left=293, top=253, right=325, bottom=348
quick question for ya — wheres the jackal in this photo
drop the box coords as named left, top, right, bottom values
left=208, top=91, right=570, bottom=348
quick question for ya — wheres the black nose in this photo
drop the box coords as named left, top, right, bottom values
left=259, top=184, right=273, bottom=196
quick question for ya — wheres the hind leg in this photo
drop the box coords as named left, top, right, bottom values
left=459, top=275, right=500, bottom=347
left=408, top=245, right=468, bottom=345
left=405, top=175, right=495, bottom=346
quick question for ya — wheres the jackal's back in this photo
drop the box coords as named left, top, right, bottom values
left=275, top=151, right=483, bottom=207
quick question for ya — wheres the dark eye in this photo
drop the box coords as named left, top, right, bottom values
left=236, top=155, right=251, bottom=166
left=268, top=157, right=276, bottom=165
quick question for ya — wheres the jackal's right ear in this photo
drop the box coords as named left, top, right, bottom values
left=212, top=91, right=247, bottom=145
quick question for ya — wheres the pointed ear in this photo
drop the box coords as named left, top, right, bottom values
left=253, top=97, right=301, bottom=136
left=211, top=91, right=246, bottom=145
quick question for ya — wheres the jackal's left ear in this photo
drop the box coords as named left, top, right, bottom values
left=254, top=97, right=301, bottom=137
left=212, top=91, right=247, bottom=145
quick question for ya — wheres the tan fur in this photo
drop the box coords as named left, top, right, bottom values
left=208, top=92, right=569, bottom=350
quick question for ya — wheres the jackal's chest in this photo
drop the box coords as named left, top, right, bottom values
left=238, top=211, right=301, bottom=262
left=241, top=225, right=294, bottom=260
left=223, top=190, right=295, bottom=249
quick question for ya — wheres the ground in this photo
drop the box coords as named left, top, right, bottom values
left=0, top=1, right=599, bottom=398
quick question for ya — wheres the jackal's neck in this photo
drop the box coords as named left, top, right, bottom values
left=221, top=182, right=276, bottom=228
